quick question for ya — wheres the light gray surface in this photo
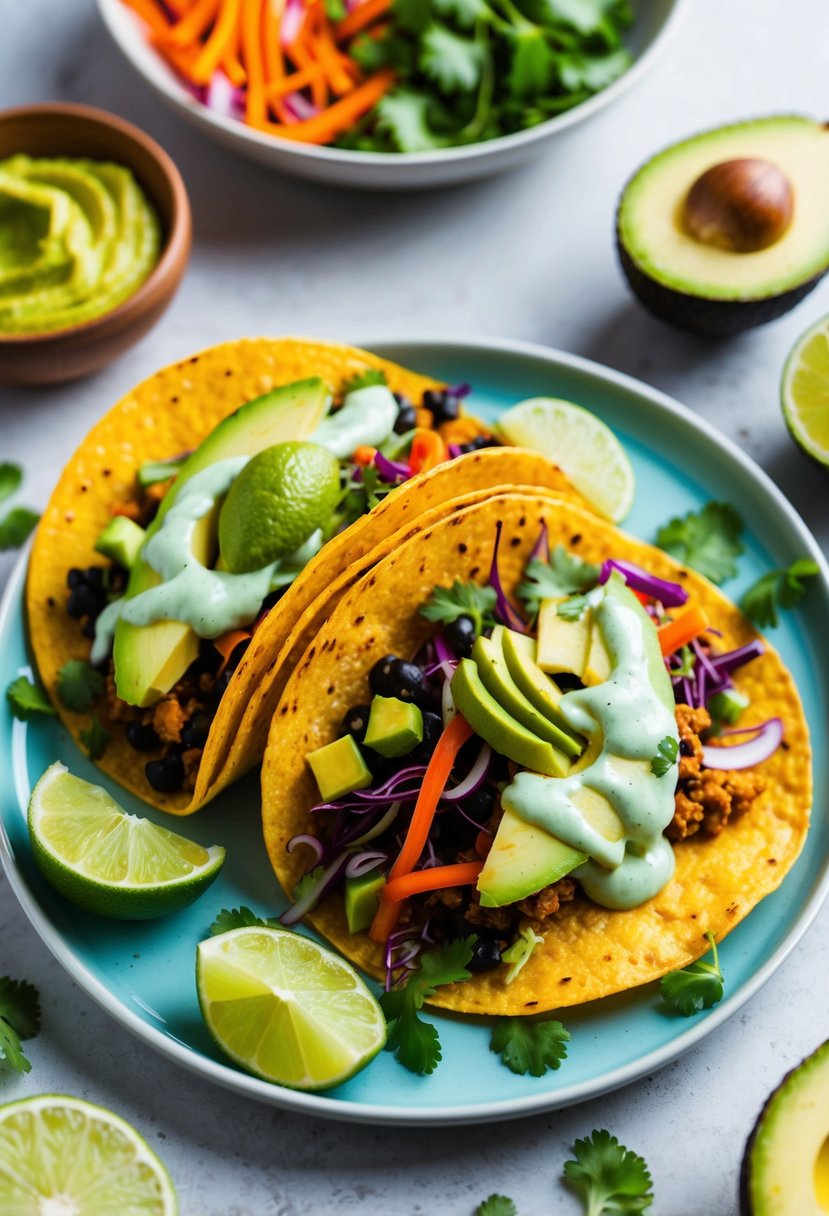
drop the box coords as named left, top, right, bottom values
left=1, top=2, right=828, bottom=1212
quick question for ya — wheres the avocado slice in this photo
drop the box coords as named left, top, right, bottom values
left=94, top=516, right=145, bottom=571
left=500, top=629, right=567, bottom=720
left=740, top=1038, right=829, bottom=1214
left=617, top=116, right=829, bottom=336
left=536, top=598, right=591, bottom=677
left=113, top=379, right=331, bottom=707
left=363, top=695, right=423, bottom=758
left=450, top=659, right=569, bottom=778
left=472, top=629, right=582, bottom=758
left=345, top=871, right=385, bottom=933
left=477, top=806, right=587, bottom=908
left=306, top=734, right=372, bottom=803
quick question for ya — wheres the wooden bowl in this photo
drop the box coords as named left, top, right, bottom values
left=0, top=103, right=191, bottom=385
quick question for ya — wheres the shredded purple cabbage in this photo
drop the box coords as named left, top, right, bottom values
left=529, top=523, right=550, bottom=565
left=600, top=558, right=688, bottom=608
left=489, top=521, right=532, bottom=635
left=373, top=451, right=412, bottom=484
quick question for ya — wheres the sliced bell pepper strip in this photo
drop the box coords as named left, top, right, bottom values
left=214, top=629, right=252, bottom=675
left=658, top=605, right=708, bottom=657
left=409, top=428, right=447, bottom=475
left=382, top=861, right=483, bottom=905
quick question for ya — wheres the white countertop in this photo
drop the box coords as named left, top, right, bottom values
left=1, top=1, right=828, bottom=1212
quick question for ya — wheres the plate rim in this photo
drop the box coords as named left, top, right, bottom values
left=2, top=332, right=828, bottom=1127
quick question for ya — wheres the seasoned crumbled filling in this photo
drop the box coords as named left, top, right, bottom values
left=152, top=697, right=187, bottom=744
left=668, top=703, right=766, bottom=841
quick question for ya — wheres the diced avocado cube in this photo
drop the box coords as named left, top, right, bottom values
left=537, top=599, right=592, bottom=676
left=708, top=688, right=749, bottom=725
left=583, top=623, right=612, bottom=686
left=363, top=695, right=423, bottom=758
left=345, top=870, right=385, bottom=933
left=307, top=734, right=372, bottom=802
left=94, top=516, right=146, bottom=570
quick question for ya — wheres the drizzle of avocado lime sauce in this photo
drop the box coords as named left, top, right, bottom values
left=502, top=584, right=679, bottom=910
left=90, top=386, right=398, bottom=661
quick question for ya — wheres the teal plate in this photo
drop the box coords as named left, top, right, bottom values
left=2, top=336, right=828, bottom=1126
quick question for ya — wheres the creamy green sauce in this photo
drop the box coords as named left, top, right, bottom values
left=311, top=384, right=398, bottom=457
left=502, top=585, right=678, bottom=910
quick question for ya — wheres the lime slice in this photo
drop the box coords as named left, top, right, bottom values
left=0, top=1093, right=178, bottom=1215
left=28, top=762, right=225, bottom=920
left=497, top=397, right=635, bottom=521
left=218, top=440, right=341, bottom=573
left=197, top=926, right=386, bottom=1090
left=782, top=313, right=829, bottom=467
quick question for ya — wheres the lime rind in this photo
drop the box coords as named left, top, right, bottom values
left=197, top=927, right=387, bottom=1091
left=0, top=1093, right=178, bottom=1215
left=497, top=396, right=635, bottom=521
left=28, top=762, right=225, bottom=919
left=782, top=314, right=829, bottom=468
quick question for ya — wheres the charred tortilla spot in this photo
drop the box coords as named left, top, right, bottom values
left=768, top=857, right=777, bottom=864
left=518, top=516, right=526, bottom=527
left=469, top=566, right=480, bottom=578
left=570, top=533, right=582, bottom=545
left=308, top=647, right=316, bottom=660
left=354, top=616, right=364, bottom=626
left=524, top=1000, right=538, bottom=1007
left=280, top=705, right=288, bottom=715
left=559, top=976, right=572, bottom=984
left=327, top=685, right=335, bottom=695
left=458, top=542, right=467, bottom=553
left=509, top=536, right=521, bottom=547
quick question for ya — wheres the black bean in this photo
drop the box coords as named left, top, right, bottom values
left=423, top=390, right=461, bottom=425
left=444, top=615, right=476, bottom=658
left=126, top=721, right=161, bottom=752
left=467, top=936, right=502, bottom=972
left=145, top=753, right=185, bottom=793
left=342, top=704, right=371, bottom=743
left=369, top=654, right=399, bottom=698
left=181, top=713, right=210, bottom=749
left=393, top=404, right=417, bottom=435
left=67, top=586, right=104, bottom=619
left=389, top=659, right=425, bottom=703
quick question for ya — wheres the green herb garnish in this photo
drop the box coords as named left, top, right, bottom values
left=380, top=937, right=474, bottom=1075
left=655, top=502, right=744, bottom=584
left=740, top=557, right=819, bottom=629
left=421, top=579, right=498, bottom=634
left=650, top=735, right=678, bottom=778
left=563, top=1128, right=654, bottom=1215
left=660, top=931, right=724, bottom=1016
left=0, top=506, right=40, bottom=550
left=0, top=976, right=41, bottom=1074
left=341, top=368, right=388, bottom=395
left=79, top=713, right=110, bottom=760
left=490, top=1015, right=570, bottom=1076
left=57, top=660, right=104, bottom=713
left=556, top=593, right=590, bottom=621
left=0, top=462, right=23, bottom=503
left=518, top=547, right=601, bottom=616
left=209, top=906, right=281, bottom=935
left=476, top=1197, right=519, bottom=1216
left=6, top=675, right=55, bottom=722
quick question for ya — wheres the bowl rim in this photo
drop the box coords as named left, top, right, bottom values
left=97, top=0, right=691, bottom=170
left=0, top=100, right=191, bottom=347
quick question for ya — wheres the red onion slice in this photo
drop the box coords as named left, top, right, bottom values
left=441, top=743, right=491, bottom=802
left=490, top=521, right=532, bottom=635
left=280, top=853, right=349, bottom=926
left=351, top=802, right=401, bottom=847
left=345, top=851, right=388, bottom=879
left=286, top=833, right=324, bottom=864
left=373, top=451, right=412, bottom=483
left=600, top=558, right=688, bottom=607
left=701, top=717, right=783, bottom=770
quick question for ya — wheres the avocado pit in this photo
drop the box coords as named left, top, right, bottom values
left=683, top=158, right=794, bottom=253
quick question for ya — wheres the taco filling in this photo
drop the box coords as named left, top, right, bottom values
left=280, top=523, right=786, bottom=993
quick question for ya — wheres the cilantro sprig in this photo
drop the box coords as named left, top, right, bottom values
left=380, top=937, right=474, bottom=1075
left=518, top=547, right=601, bottom=616
left=341, top=368, right=388, bottom=395
left=420, top=579, right=498, bottom=634
left=79, top=713, right=110, bottom=761
left=57, top=660, right=104, bottom=713
left=650, top=735, right=678, bottom=778
left=660, top=931, right=724, bottom=1016
left=655, top=502, right=744, bottom=585
left=476, top=1197, right=518, bottom=1216
left=563, top=1129, right=654, bottom=1215
left=0, top=976, right=41, bottom=1074
left=490, top=1015, right=570, bottom=1076
left=0, top=461, right=40, bottom=551
left=209, top=906, right=281, bottom=935
left=740, top=557, right=819, bottom=629
left=556, top=592, right=590, bottom=621
left=6, top=675, right=56, bottom=722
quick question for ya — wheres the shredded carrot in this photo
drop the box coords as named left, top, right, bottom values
left=382, top=861, right=484, bottom=905
left=241, top=0, right=268, bottom=123
left=220, top=12, right=247, bottom=84
left=409, top=428, right=448, bottom=475
left=352, top=445, right=377, bottom=466
left=287, top=31, right=328, bottom=109
left=163, top=0, right=221, bottom=46
left=191, top=0, right=243, bottom=84
left=264, top=62, right=323, bottom=98
left=152, top=34, right=202, bottom=81
left=249, top=68, right=394, bottom=144
left=370, top=713, right=473, bottom=943
left=333, top=0, right=390, bottom=42
left=313, top=10, right=356, bottom=95
left=121, top=0, right=171, bottom=36
left=164, top=0, right=195, bottom=14
left=214, top=629, right=252, bottom=674
left=658, top=605, right=709, bottom=657
left=261, top=0, right=291, bottom=121
left=475, top=828, right=493, bottom=859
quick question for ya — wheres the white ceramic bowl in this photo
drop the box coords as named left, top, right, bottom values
left=98, top=0, right=687, bottom=190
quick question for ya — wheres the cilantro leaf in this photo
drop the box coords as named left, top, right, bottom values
left=741, top=557, right=819, bottom=629
left=650, top=735, right=678, bottom=778
left=393, top=0, right=432, bottom=35
left=375, top=89, right=447, bottom=152
left=476, top=1197, right=518, bottom=1216
left=518, top=547, right=601, bottom=615
left=508, top=27, right=555, bottom=100
left=420, top=579, right=497, bottom=634
left=342, top=368, right=388, bottom=395
left=660, top=931, right=724, bottom=1016
left=491, top=1016, right=570, bottom=1076
left=541, top=0, right=630, bottom=37
left=380, top=938, right=474, bottom=1075
left=79, top=713, right=110, bottom=760
left=57, top=660, right=104, bottom=713
left=6, top=675, right=56, bottom=722
left=293, top=866, right=324, bottom=901
left=0, top=462, right=22, bottom=504
left=655, top=502, right=744, bottom=585
left=555, top=46, right=631, bottom=91
left=0, top=976, right=41, bottom=1074
left=0, top=506, right=40, bottom=550
left=420, top=23, right=483, bottom=93
left=563, top=1129, right=653, bottom=1215
left=556, top=593, right=589, bottom=621
left=209, top=906, right=280, bottom=935
left=433, top=0, right=489, bottom=27
left=324, top=0, right=347, bottom=18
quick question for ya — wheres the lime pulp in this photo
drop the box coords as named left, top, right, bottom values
left=782, top=313, right=829, bottom=467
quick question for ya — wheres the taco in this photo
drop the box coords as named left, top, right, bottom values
left=27, top=337, right=584, bottom=813
left=261, top=492, right=811, bottom=1016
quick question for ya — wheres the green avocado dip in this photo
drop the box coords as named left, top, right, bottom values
left=0, top=154, right=161, bottom=335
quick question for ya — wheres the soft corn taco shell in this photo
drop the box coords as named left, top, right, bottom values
left=26, top=337, right=582, bottom=814
left=261, top=493, right=812, bottom=1016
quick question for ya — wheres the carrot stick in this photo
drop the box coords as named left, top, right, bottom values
left=121, top=0, right=171, bottom=36
left=287, top=33, right=328, bottom=109
left=164, top=0, right=195, bottom=14
left=352, top=445, right=377, bottom=466
left=314, top=15, right=357, bottom=95
left=382, top=861, right=484, bottom=905
left=658, top=605, right=709, bottom=657
left=163, top=0, right=220, bottom=46
left=220, top=12, right=247, bottom=84
left=214, top=629, right=251, bottom=675
left=249, top=67, right=394, bottom=144
left=409, top=428, right=447, bottom=474
left=261, top=0, right=290, bottom=121
left=265, top=64, right=324, bottom=98
left=152, top=34, right=202, bottom=81
left=333, top=0, right=390, bottom=42
left=191, top=0, right=242, bottom=84
left=241, top=0, right=268, bottom=123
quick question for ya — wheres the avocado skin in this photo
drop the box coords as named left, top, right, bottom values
left=616, top=233, right=826, bottom=337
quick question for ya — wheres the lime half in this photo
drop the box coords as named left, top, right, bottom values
left=197, top=926, right=386, bottom=1090
left=28, top=762, right=225, bottom=920
left=497, top=396, right=635, bottom=521
left=782, top=314, right=829, bottom=467
left=0, top=1093, right=178, bottom=1215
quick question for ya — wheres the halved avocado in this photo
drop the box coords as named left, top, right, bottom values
left=617, top=116, right=829, bottom=336
left=113, top=378, right=331, bottom=707
left=740, top=1038, right=829, bottom=1214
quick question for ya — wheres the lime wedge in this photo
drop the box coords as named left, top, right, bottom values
left=782, top=313, right=829, bottom=467
left=197, top=926, right=386, bottom=1090
left=28, top=762, right=225, bottom=919
left=497, top=397, right=635, bottom=521
left=0, top=1093, right=178, bottom=1215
